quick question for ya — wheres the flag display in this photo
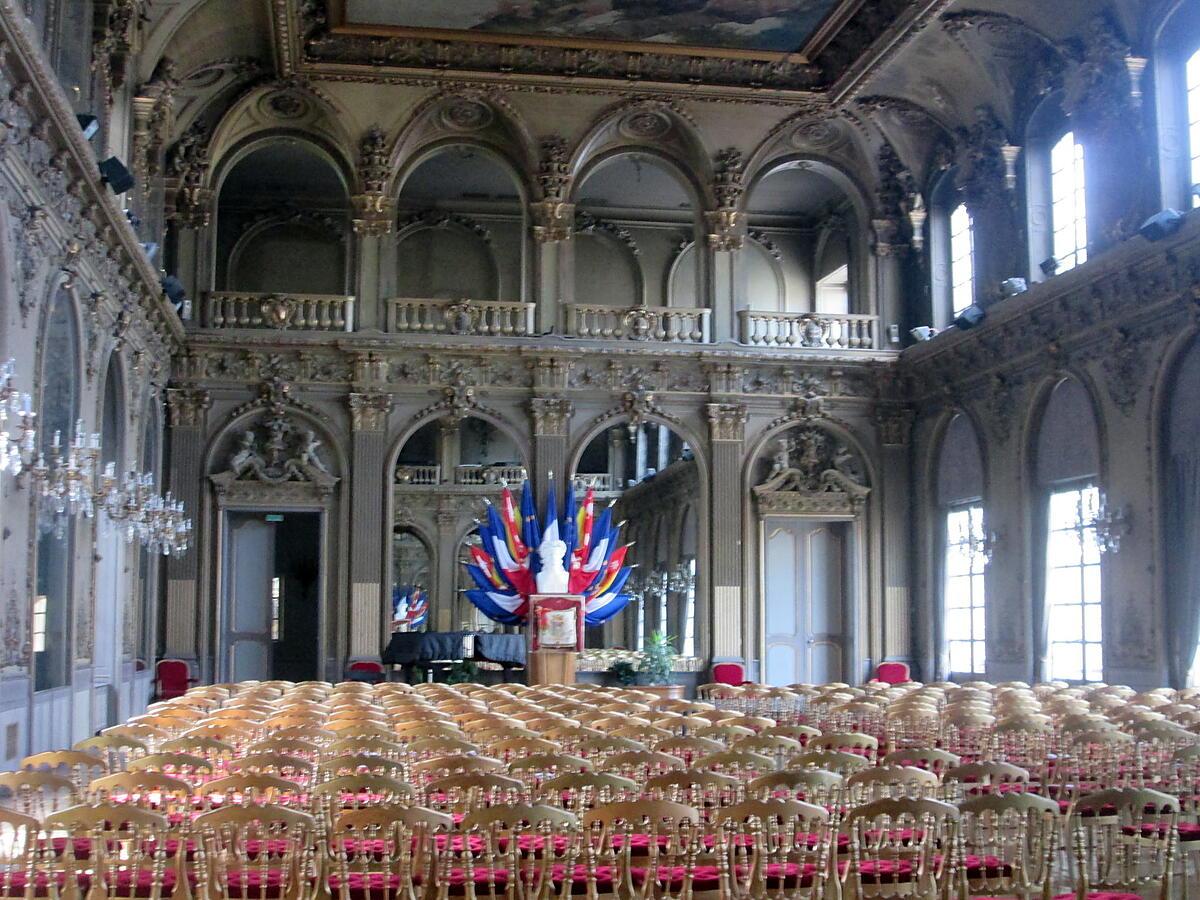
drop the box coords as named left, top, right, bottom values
left=463, top=476, right=634, bottom=628
left=392, top=585, right=429, bottom=629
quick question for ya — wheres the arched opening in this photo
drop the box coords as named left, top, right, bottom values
left=748, top=421, right=871, bottom=686
left=572, top=421, right=698, bottom=654
left=393, top=416, right=526, bottom=488
left=215, top=139, right=350, bottom=294
left=94, top=355, right=127, bottom=698
left=394, top=145, right=525, bottom=305
left=34, top=288, right=81, bottom=692
left=1031, top=377, right=1103, bottom=683
left=743, top=163, right=860, bottom=313
left=135, top=399, right=162, bottom=672
left=1152, top=1, right=1200, bottom=209
left=1026, top=94, right=1087, bottom=281
left=391, top=529, right=433, bottom=631
left=572, top=153, right=699, bottom=309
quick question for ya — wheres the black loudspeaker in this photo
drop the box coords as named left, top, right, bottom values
left=98, top=157, right=135, bottom=195
left=161, top=275, right=187, bottom=307
left=954, top=304, right=986, bottom=330
left=1138, top=208, right=1184, bottom=242
left=75, top=114, right=99, bottom=141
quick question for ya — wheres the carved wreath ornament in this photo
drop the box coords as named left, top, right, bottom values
left=754, top=426, right=869, bottom=516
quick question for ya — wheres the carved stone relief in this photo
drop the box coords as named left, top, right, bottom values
left=754, top=425, right=870, bottom=516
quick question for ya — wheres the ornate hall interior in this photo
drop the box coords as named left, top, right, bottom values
left=0, top=0, right=1197, bottom=772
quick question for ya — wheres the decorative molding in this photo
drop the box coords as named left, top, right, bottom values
left=166, top=388, right=212, bottom=428
left=352, top=124, right=394, bottom=236
left=348, top=391, right=393, bottom=432
left=574, top=211, right=638, bottom=256
left=754, top=424, right=870, bottom=516
left=397, top=209, right=492, bottom=244
left=874, top=403, right=914, bottom=447
left=530, top=397, right=573, bottom=438
left=707, top=403, right=748, bottom=442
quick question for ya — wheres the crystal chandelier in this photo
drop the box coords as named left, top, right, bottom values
left=97, top=465, right=192, bottom=557
left=1087, top=490, right=1129, bottom=555
left=0, top=359, right=37, bottom=477
left=29, top=419, right=192, bottom=556
left=31, top=419, right=100, bottom=537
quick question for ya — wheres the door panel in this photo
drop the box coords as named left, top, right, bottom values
left=224, top=515, right=274, bottom=682
left=763, top=519, right=847, bottom=686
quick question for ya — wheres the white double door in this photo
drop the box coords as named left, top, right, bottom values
left=763, top=518, right=847, bottom=686
left=222, top=513, right=275, bottom=682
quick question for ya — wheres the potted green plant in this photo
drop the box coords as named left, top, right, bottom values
left=637, top=630, right=684, bottom=699
left=607, top=660, right=638, bottom=686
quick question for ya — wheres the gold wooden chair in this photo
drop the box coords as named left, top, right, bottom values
left=581, top=800, right=707, bottom=900
left=43, top=803, right=176, bottom=900
left=956, top=792, right=1060, bottom=900
left=645, top=769, right=741, bottom=807
left=694, top=749, right=776, bottom=780
left=846, top=765, right=941, bottom=804
left=330, top=806, right=450, bottom=900
left=424, top=773, right=525, bottom=813
left=192, top=804, right=316, bottom=900
left=788, top=750, right=872, bottom=777
left=317, top=753, right=408, bottom=781
left=311, top=773, right=418, bottom=808
left=747, top=768, right=845, bottom=806
left=1068, top=787, right=1180, bottom=900
left=20, top=750, right=107, bottom=793
left=806, top=731, right=879, bottom=763
left=0, top=771, right=77, bottom=820
left=714, top=799, right=833, bottom=900
left=536, top=772, right=640, bottom=811
left=840, top=797, right=961, bottom=900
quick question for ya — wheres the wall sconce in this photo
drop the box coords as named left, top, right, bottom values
left=907, top=194, right=927, bottom=252
left=1089, top=491, right=1131, bottom=554
left=1124, top=56, right=1148, bottom=108
left=1000, top=144, right=1022, bottom=192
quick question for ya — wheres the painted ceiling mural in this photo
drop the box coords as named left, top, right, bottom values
left=342, top=0, right=842, bottom=56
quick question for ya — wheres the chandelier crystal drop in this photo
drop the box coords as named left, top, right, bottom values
left=0, top=359, right=37, bottom=477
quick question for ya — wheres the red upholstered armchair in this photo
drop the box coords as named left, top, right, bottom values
left=712, top=662, right=747, bottom=685
left=348, top=660, right=386, bottom=684
left=874, top=661, right=911, bottom=685
left=154, top=659, right=195, bottom=700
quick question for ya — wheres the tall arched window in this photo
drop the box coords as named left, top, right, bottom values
left=35, top=289, right=81, bottom=691
left=1050, top=132, right=1087, bottom=272
left=1188, top=49, right=1200, bottom=206
left=936, top=414, right=986, bottom=677
left=1034, top=378, right=1103, bottom=683
left=948, top=204, right=974, bottom=315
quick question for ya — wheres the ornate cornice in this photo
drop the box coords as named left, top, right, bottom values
left=348, top=391, right=393, bottom=432
left=270, top=0, right=921, bottom=102
left=530, top=397, right=573, bottom=438
left=0, top=4, right=184, bottom=352
left=707, top=403, right=748, bottom=442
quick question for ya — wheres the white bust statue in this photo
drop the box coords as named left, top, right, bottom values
left=536, top=535, right=570, bottom=594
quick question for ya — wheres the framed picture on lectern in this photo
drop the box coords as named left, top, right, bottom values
left=530, top=595, right=584, bottom=651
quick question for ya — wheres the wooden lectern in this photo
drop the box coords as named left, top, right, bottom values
left=527, top=594, right=584, bottom=685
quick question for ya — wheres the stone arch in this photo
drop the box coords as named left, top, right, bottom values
left=387, top=92, right=538, bottom=199
left=568, top=102, right=714, bottom=206
left=1022, top=371, right=1107, bottom=490
left=203, top=405, right=348, bottom=481
left=205, top=84, right=357, bottom=190
left=567, top=410, right=708, bottom=484
left=386, top=408, right=533, bottom=481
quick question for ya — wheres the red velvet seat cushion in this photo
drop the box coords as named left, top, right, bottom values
left=856, top=859, right=915, bottom=882
left=962, top=854, right=1012, bottom=877
left=629, top=865, right=722, bottom=891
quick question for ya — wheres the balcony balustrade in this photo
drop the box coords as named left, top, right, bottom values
left=388, top=298, right=536, bottom=336
left=204, top=292, right=354, bottom=331
left=567, top=304, right=710, bottom=343
left=738, top=310, right=880, bottom=349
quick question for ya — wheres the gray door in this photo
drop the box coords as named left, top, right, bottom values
left=223, top=514, right=275, bottom=681
left=763, top=519, right=846, bottom=686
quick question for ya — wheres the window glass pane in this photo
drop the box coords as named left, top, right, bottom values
left=1050, top=132, right=1087, bottom=272
left=948, top=642, right=972, bottom=675
left=1050, top=642, right=1083, bottom=682
left=944, top=503, right=986, bottom=675
left=1189, top=49, right=1200, bottom=208
left=1083, top=603, right=1102, bottom=644
left=949, top=204, right=975, bottom=315
left=1044, top=484, right=1103, bottom=682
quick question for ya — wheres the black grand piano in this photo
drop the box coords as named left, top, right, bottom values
left=382, top=631, right=526, bottom=682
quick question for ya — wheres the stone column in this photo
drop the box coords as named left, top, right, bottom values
left=438, top=419, right=460, bottom=485
left=530, top=397, right=573, bottom=500
left=435, top=505, right=462, bottom=631
left=163, top=388, right=210, bottom=666
left=707, top=403, right=747, bottom=664
left=706, top=149, right=746, bottom=343
left=531, top=202, right=574, bottom=333
left=874, top=402, right=915, bottom=672
left=608, top=428, right=627, bottom=489
left=347, top=392, right=393, bottom=660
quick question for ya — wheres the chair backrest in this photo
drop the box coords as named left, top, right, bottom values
left=154, top=659, right=192, bottom=698
left=1069, top=787, right=1180, bottom=898
left=712, top=662, right=746, bottom=685
left=874, top=661, right=911, bottom=685
left=957, top=792, right=1060, bottom=899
